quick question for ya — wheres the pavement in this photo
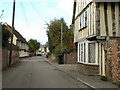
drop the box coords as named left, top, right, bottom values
left=45, top=58, right=119, bottom=89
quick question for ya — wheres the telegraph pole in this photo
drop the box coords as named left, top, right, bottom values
left=0, top=10, right=4, bottom=19
left=9, top=0, right=16, bottom=67
left=61, top=22, right=63, bottom=47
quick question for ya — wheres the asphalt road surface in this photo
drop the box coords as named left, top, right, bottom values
left=3, top=56, right=89, bottom=88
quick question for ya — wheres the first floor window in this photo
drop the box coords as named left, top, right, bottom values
left=80, top=10, right=88, bottom=29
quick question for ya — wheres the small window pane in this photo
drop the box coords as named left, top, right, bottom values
left=88, top=43, right=95, bottom=63
left=81, top=51, right=83, bottom=62
left=81, top=44, right=83, bottom=50
left=85, top=10, right=87, bottom=26
left=84, top=43, right=86, bottom=62
left=79, top=44, right=81, bottom=62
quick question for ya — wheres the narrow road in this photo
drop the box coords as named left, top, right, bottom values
left=3, top=56, right=88, bottom=88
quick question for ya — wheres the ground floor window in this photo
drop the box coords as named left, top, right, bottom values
left=88, top=43, right=95, bottom=63
left=78, top=41, right=98, bottom=65
left=78, top=42, right=86, bottom=63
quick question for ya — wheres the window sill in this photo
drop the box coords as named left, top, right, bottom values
left=78, top=62, right=98, bottom=66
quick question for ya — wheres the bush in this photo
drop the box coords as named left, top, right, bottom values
left=55, top=45, right=67, bottom=56
left=46, top=52, right=51, bottom=58
left=100, top=76, right=107, bottom=81
left=2, top=24, right=11, bottom=48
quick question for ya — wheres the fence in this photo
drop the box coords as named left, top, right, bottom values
left=64, top=52, right=77, bottom=64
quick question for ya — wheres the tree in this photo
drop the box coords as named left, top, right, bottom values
left=47, top=18, right=69, bottom=53
left=28, top=39, right=40, bottom=53
left=47, top=18, right=75, bottom=55
left=2, top=24, right=11, bottom=48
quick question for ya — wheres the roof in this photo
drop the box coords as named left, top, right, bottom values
left=14, top=29, right=28, bottom=44
left=3, top=23, right=28, bottom=44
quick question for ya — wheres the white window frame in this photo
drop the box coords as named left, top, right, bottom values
left=80, top=10, right=88, bottom=29
left=78, top=41, right=98, bottom=65
left=87, top=41, right=98, bottom=65
left=85, top=10, right=88, bottom=26
left=78, top=41, right=86, bottom=64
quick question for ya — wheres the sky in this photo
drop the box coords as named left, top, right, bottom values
left=0, top=0, right=74, bottom=44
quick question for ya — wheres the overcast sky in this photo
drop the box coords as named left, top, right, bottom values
left=0, top=0, right=74, bottom=44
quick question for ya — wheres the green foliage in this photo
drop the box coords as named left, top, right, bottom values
left=55, top=45, right=67, bottom=56
left=55, top=45, right=72, bottom=56
left=100, top=76, right=107, bottom=81
left=47, top=18, right=75, bottom=54
left=2, top=24, right=11, bottom=48
left=28, top=39, right=40, bottom=53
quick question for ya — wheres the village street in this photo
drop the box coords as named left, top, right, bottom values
left=2, top=56, right=89, bottom=88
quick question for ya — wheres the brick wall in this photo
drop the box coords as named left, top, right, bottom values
left=64, top=52, right=77, bottom=64
left=111, top=40, right=119, bottom=83
left=105, top=38, right=120, bottom=84
left=118, top=39, right=120, bottom=86
left=77, top=63, right=99, bottom=76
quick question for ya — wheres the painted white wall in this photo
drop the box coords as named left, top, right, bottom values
left=19, top=50, right=29, bottom=57
left=13, top=35, right=17, bottom=45
left=19, top=42, right=29, bottom=58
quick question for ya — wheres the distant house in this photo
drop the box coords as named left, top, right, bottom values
left=72, top=0, right=120, bottom=84
left=5, top=23, right=29, bottom=58
left=38, top=45, right=49, bottom=55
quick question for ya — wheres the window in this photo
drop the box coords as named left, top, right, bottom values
left=78, top=43, right=80, bottom=62
left=85, top=10, right=87, bottom=26
left=80, top=10, right=88, bottom=29
left=84, top=43, right=86, bottom=62
left=88, top=43, right=95, bottom=63
left=84, top=0, right=87, bottom=5
left=78, top=41, right=97, bottom=65
left=78, top=42, right=86, bottom=63
left=80, top=14, right=84, bottom=28
left=81, top=44, right=84, bottom=62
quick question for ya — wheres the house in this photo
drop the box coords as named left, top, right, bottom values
left=2, top=23, right=19, bottom=68
left=5, top=23, right=29, bottom=58
left=72, top=0, right=120, bottom=84
left=38, top=44, right=49, bottom=55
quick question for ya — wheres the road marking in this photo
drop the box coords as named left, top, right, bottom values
left=76, top=78, right=95, bottom=89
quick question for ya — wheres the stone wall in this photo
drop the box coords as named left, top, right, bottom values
left=105, top=38, right=120, bottom=85
left=2, top=49, right=19, bottom=69
left=2, top=49, right=8, bottom=69
left=64, top=52, right=77, bottom=64
left=48, top=53, right=57, bottom=62
left=9, top=50, right=19, bottom=65
left=77, top=63, right=99, bottom=76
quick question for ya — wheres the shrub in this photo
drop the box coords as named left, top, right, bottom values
left=100, top=76, right=107, bottom=81
left=54, top=45, right=67, bottom=56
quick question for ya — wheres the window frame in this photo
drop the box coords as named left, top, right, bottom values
left=78, top=41, right=86, bottom=64
left=78, top=41, right=98, bottom=65
left=87, top=42, right=96, bottom=64
left=79, top=9, right=88, bottom=30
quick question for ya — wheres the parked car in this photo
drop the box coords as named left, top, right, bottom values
left=36, top=51, right=42, bottom=56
